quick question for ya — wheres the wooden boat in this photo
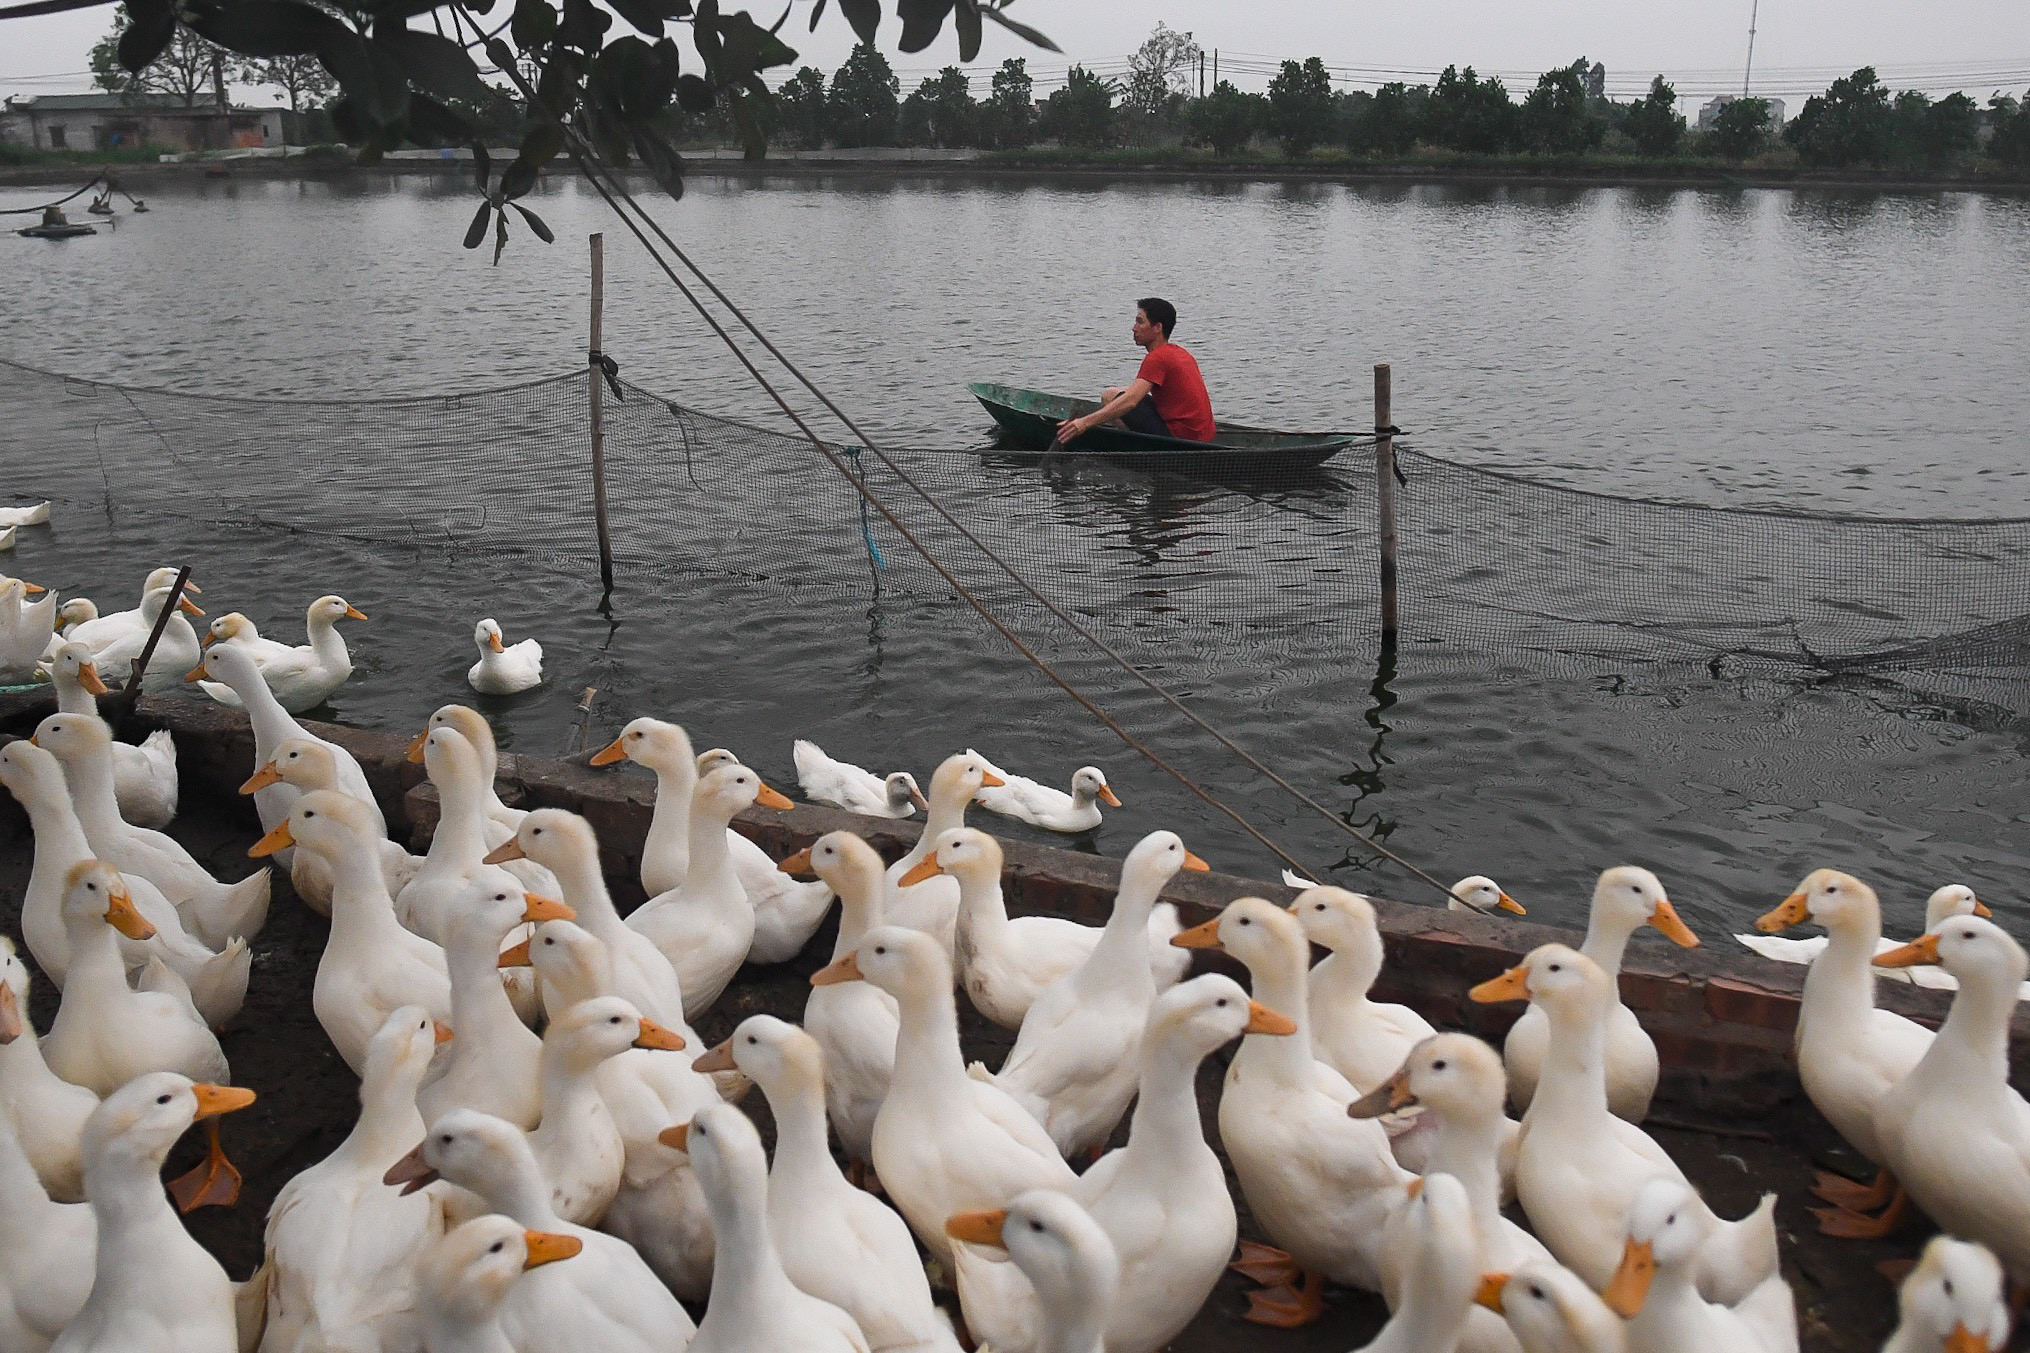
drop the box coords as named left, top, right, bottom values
left=16, top=223, right=96, bottom=239
left=969, top=382, right=1359, bottom=472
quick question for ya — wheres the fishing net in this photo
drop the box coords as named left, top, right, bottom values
left=4, top=354, right=2026, bottom=713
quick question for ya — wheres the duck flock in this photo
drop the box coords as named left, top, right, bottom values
left=0, top=547, right=2026, bottom=1353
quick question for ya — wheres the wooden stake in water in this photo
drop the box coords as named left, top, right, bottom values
left=589, top=232, right=615, bottom=594
left=1375, top=362, right=1399, bottom=646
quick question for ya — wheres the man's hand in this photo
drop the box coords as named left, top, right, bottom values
left=1054, top=416, right=1088, bottom=445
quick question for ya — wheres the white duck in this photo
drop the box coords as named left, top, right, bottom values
left=946, top=1191, right=1118, bottom=1353
left=1292, top=886, right=1436, bottom=1091
left=198, top=594, right=365, bottom=713
left=1478, top=1265, right=1628, bottom=1353
left=1602, top=1177, right=1799, bottom=1353
left=956, top=973, right=1291, bottom=1353
left=38, top=598, right=99, bottom=663
left=1349, top=1173, right=1489, bottom=1353
left=1872, top=915, right=2030, bottom=1280
left=922, top=827, right=1193, bottom=1030
left=968, top=749, right=1121, bottom=834
left=398, top=724, right=522, bottom=945
left=388, top=1108, right=697, bottom=1353
left=812, top=925, right=1077, bottom=1266
left=1280, top=871, right=1528, bottom=921
left=0, top=501, right=50, bottom=527
left=418, top=704, right=527, bottom=840
left=884, top=752, right=1004, bottom=964
left=0, top=740, right=248, bottom=1028
left=261, top=1006, right=450, bottom=1353
left=692, top=746, right=835, bottom=964
left=1, top=576, right=58, bottom=681
left=48, top=1073, right=253, bottom=1353
left=1502, top=866, right=1699, bottom=1122
left=792, top=831, right=903, bottom=1176
left=1752, top=869, right=1937, bottom=1237
left=1172, top=896, right=1411, bottom=1325
left=202, top=612, right=297, bottom=665
left=793, top=739, right=925, bottom=818
left=42, top=860, right=231, bottom=1098
left=526, top=997, right=686, bottom=1227
left=416, top=882, right=563, bottom=1131
left=973, top=830, right=1205, bottom=1157
left=188, top=641, right=387, bottom=851
left=49, top=642, right=178, bottom=828
left=0, top=1090, right=95, bottom=1352
left=416, top=1214, right=583, bottom=1353
left=241, top=737, right=419, bottom=913
left=64, top=567, right=204, bottom=692
left=467, top=618, right=543, bottom=695
left=1352, top=1034, right=1544, bottom=1353
left=676, top=1102, right=870, bottom=1353
left=1472, top=945, right=1777, bottom=1302
left=34, top=711, right=271, bottom=949
left=696, top=1016, right=959, bottom=1353
left=1882, top=1235, right=2012, bottom=1353
left=259, top=791, right=451, bottom=1076
left=627, top=761, right=791, bottom=1018
left=0, top=937, right=99, bottom=1202
left=1742, top=883, right=2025, bottom=998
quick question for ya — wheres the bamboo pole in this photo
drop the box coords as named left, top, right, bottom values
left=589, top=232, right=615, bottom=594
left=1375, top=363, right=1398, bottom=646
left=114, top=564, right=193, bottom=724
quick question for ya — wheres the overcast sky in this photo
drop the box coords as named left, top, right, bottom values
left=5, top=0, right=2027, bottom=108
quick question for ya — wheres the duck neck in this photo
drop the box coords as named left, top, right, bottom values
left=0, top=1113, right=57, bottom=1239
left=1424, top=1109, right=1509, bottom=1246
left=552, top=851, right=623, bottom=935
left=58, top=748, right=124, bottom=833
left=646, top=757, right=697, bottom=880
left=447, top=928, right=529, bottom=1056
left=763, top=1071, right=837, bottom=1187
left=1038, top=1280, right=1108, bottom=1353
left=955, top=869, right=1010, bottom=942
left=1119, top=1031, right=1210, bottom=1176
left=1234, top=953, right=1317, bottom=1080
left=63, top=918, right=131, bottom=998
left=1799, top=918, right=1881, bottom=1042
left=305, top=613, right=350, bottom=669
left=1920, top=968, right=2016, bottom=1088
left=480, top=1157, right=568, bottom=1230
left=829, top=872, right=885, bottom=959
left=909, top=790, right=970, bottom=865
left=1578, top=913, right=1636, bottom=976
left=82, top=1144, right=181, bottom=1236
left=703, top=1170, right=797, bottom=1318
left=1377, top=1254, right=1473, bottom=1353
left=429, top=754, right=490, bottom=865
left=891, top=975, right=967, bottom=1094
left=1527, top=996, right=1613, bottom=1126
left=1312, top=931, right=1383, bottom=1009
left=231, top=664, right=300, bottom=750
left=1077, top=872, right=1161, bottom=996
left=684, top=797, right=738, bottom=899
left=326, top=841, right=412, bottom=947
left=20, top=780, right=94, bottom=876
left=537, top=1046, right=604, bottom=1128
left=341, top=1069, right=428, bottom=1169
left=53, top=667, right=95, bottom=717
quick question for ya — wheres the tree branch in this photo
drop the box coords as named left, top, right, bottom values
left=0, top=0, right=118, bottom=20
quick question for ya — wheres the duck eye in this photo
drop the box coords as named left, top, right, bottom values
left=441, top=1133, right=453, bottom=1143
left=1315, top=904, right=1325, bottom=911
left=1529, top=1285, right=1544, bottom=1300
left=1549, top=963, right=1562, bottom=972
left=746, top=1035, right=757, bottom=1044
left=1239, top=917, right=1251, bottom=926
left=609, top=1016, right=622, bottom=1025
left=875, top=946, right=887, bottom=955
left=1215, top=998, right=1229, bottom=1007
left=304, top=810, right=316, bottom=819
left=1943, top=1280, right=1954, bottom=1297
left=157, top=1093, right=173, bottom=1105
left=1030, top=1219, right=1044, bottom=1232
left=490, top=1241, right=505, bottom=1253
left=1433, top=1060, right=1447, bottom=1071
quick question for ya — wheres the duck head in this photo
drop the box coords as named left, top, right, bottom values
left=589, top=715, right=693, bottom=772
left=1070, top=766, right=1121, bottom=808
left=1146, top=972, right=1296, bottom=1056
left=419, top=1214, right=582, bottom=1329
left=810, top=923, right=951, bottom=996
left=1894, top=1235, right=2010, bottom=1353
left=1349, top=1031, right=1506, bottom=1125
left=1449, top=875, right=1526, bottom=917
left=1603, top=1177, right=1712, bottom=1318
left=901, top=826, right=1001, bottom=889
left=1759, top=868, right=1878, bottom=937
left=241, top=737, right=338, bottom=794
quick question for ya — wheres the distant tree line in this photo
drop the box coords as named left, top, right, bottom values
left=754, top=29, right=2030, bottom=173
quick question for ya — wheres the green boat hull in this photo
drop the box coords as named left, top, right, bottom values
left=969, top=382, right=1359, bottom=472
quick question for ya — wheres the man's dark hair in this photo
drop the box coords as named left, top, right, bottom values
left=1136, top=297, right=1177, bottom=338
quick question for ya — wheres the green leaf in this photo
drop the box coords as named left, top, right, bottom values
left=896, top=0, right=953, bottom=54
left=710, top=9, right=797, bottom=77
left=187, top=0, right=346, bottom=56
left=405, top=92, right=474, bottom=145
left=508, top=201, right=555, bottom=243
left=510, top=0, right=558, bottom=49
left=472, top=140, right=491, bottom=193
left=807, top=0, right=826, bottom=31
left=497, top=121, right=564, bottom=199
left=837, top=0, right=878, bottom=43
left=316, top=29, right=412, bottom=126
left=980, top=3, right=1058, bottom=52
left=116, top=0, right=176, bottom=73
left=557, top=0, right=613, bottom=51
left=603, top=0, right=666, bottom=38
left=629, top=126, right=686, bottom=199
left=493, top=207, right=510, bottom=265
left=464, top=200, right=492, bottom=249
left=375, top=29, right=494, bottom=108
left=592, top=36, right=673, bottom=118
left=676, top=73, right=715, bottom=113
left=951, top=0, right=980, bottom=62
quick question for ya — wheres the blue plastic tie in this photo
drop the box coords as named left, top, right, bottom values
left=842, top=446, right=888, bottom=571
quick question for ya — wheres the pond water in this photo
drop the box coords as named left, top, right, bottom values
left=4, top=171, right=2027, bottom=938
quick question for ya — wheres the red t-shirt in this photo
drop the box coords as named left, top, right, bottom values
left=1135, top=343, right=1217, bottom=443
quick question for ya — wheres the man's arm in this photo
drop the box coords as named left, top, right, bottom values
left=1055, top=378, right=1153, bottom=444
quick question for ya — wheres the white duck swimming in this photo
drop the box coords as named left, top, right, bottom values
left=0, top=576, right=56, bottom=682
left=1882, top=1235, right=2012, bottom=1353
left=49, top=642, right=178, bottom=828
left=693, top=746, right=835, bottom=964
left=38, top=597, right=98, bottom=664
left=0, top=1102, right=95, bottom=1353
left=1752, top=869, right=1937, bottom=1237
left=676, top=1102, right=870, bottom=1353
left=467, top=619, right=543, bottom=695
left=415, top=1214, right=583, bottom=1353
left=259, top=791, right=451, bottom=1075
left=1602, top=1177, right=1799, bottom=1353
left=973, top=829, right=1205, bottom=1157
left=64, top=567, right=204, bottom=692
left=261, top=1006, right=450, bottom=1353
left=202, top=612, right=297, bottom=665
left=627, top=761, right=791, bottom=1018
left=946, top=1190, right=1118, bottom=1353
left=1871, top=915, right=2030, bottom=1281
left=923, top=827, right=1192, bottom=1030
left=793, top=739, right=925, bottom=818
left=416, top=882, right=563, bottom=1131
left=1280, top=871, right=1527, bottom=921
left=1352, top=1034, right=1543, bottom=1353
left=1501, top=866, right=1698, bottom=1122
left=1172, top=896, right=1411, bottom=1326
left=241, top=737, right=419, bottom=913
left=398, top=724, right=523, bottom=945
left=197, top=594, right=365, bottom=713
left=42, top=860, right=231, bottom=1098
left=0, top=501, right=50, bottom=527
left=792, top=832, right=903, bottom=1177
left=696, top=1016, right=959, bottom=1353
left=0, top=740, right=248, bottom=1028
left=967, top=749, right=1120, bottom=834
left=884, top=752, right=1003, bottom=965
left=1744, top=883, right=2025, bottom=999
left=35, top=711, right=271, bottom=949
left=1472, top=945, right=1777, bottom=1302
left=956, top=973, right=1290, bottom=1353
left=389, top=1108, right=696, bottom=1353
left=1477, top=1265, right=1626, bottom=1353
left=0, top=937, right=99, bottom=1202
left=813, top=925, right=1077, bottom=1266
left=525, top=997, right=686, bottom=1227
left=49, top=1073, right=254, bottom=1353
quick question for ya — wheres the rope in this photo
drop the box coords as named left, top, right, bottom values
left=460, top=7, right=1467, bottom=903
left=0, top=174, right=107, bottom=217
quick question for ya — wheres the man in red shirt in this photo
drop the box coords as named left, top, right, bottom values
left=1054, top=297, right=1218, bottom=445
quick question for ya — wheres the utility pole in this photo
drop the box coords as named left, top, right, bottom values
left=1743, top=0, right=1760, bottom=97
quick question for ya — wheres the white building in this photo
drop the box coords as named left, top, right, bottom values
left=1696, top=94, right=1786, bottom=131
left=0, top=93, right=285, bottom=152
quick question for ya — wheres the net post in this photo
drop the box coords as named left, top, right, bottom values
left=589, top=232, right=615, bottom=594
left=1375, top=362, right=1399, bottom=646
